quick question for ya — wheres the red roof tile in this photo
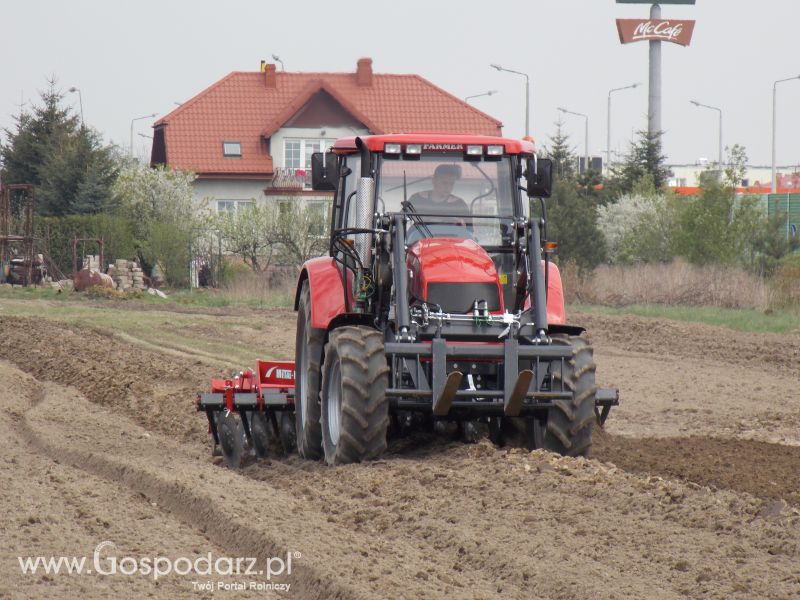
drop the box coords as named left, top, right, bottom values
left=153, top=64, right=503, bottom=177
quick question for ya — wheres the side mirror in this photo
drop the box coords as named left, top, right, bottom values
left=526, top=157, right=553, bottom=198
left=311, top=152, right=338, bottom=191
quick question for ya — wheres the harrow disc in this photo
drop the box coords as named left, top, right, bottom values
left=249, top=411, right=275, bottom=459
left=216, top=412, right=246, bottom=469
left=279, top=412, right=297, bottom=454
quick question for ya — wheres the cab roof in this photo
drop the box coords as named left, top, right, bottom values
left=332, top=133, right=536, bottom=155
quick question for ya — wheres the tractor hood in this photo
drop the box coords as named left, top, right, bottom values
left=407, top=238, right=503, bottom=314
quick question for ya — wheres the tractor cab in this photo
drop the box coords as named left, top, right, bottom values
left=312, top=134, right=553, bottom=319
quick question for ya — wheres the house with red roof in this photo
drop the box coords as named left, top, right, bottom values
left=150, top=58, right=502, bottom=213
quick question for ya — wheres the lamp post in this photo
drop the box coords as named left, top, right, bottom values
left=465, top=90, right=497, bottom=103
left=272, top=54, right=284, bottom=71
left=607, top=83, right=639, bottom=172
left=130, top=113, right=158, bottom=156
left=772, top=75, right=800, bottom=193
left=558, top=107, right=589, bottom=174
left=68, top=87, right=84, bottom=128
left=690, top=100, right=723, bottom=179
left=490, top=64, right=530, bottom=136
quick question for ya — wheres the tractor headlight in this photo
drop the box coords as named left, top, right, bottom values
left=466, top=145, right=483, bottom=156
left=486, top=145, right=503, bottom=156
left=385, top=143, right=401, bottom=154
left=405, top=144, right=422, bottom=155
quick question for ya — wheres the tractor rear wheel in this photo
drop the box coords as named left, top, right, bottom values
left=320, top=326, right=390, bottom=466
left=295, top=281, right=324, bottom=460
left=544, top=335, right=597, bottom=457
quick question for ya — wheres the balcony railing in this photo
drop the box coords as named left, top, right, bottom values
left=270, top=168, right=311, bottom=190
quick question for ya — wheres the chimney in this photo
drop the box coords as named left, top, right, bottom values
left=264, top=63, right=277, bottom=88
left=356, top=57, right=373, bottom=87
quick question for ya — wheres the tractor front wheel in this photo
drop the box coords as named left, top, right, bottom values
left=544, top=335, right=597, bottom=457
left=320, top=326, right=390, bottom=466
left=295, top=281, right=324, bottom=460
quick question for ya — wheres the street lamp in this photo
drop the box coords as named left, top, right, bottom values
left=690, top=99, right=723, bottom=179
left=558, top=107, right=589, bottom=174
left=130, top=113, right=158, bottom=156
left=490, top=64, right=530, bottom=136
left=772, top=75, right=800, bottom=192
left=68, top=87, right=84, bottom=128
left=272, top=54, right=284, bottom=71
left=607, top=83, right=639, bottom=172
left=465, top=90, right=497, bottom=103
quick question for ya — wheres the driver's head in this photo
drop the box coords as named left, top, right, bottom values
left=432, top=164, right=461, bottom=198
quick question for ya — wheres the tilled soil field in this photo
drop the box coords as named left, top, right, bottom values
left=0, top=304, right=798, bottom=599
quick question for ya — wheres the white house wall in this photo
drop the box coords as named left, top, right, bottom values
left=192, top=179, right=268, bottom=212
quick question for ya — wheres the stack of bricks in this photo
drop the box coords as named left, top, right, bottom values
left=109, top=260, right=146, bottom=292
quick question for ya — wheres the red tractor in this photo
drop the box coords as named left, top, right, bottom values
left=198, top=133, right=617, bottom=467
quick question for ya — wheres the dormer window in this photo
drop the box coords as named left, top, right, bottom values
left=284, top=138, right=335, bottom=169
left=223, top=141, right=241, bottom=157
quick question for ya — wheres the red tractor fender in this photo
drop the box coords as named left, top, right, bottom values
left=545, top=261, right=566, bottom=325
left=295, top=257, right=348, bottom=330
left=523, top=261, right=566, bottom=325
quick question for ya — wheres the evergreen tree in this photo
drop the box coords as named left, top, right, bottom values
left=607, top=129, right=670, bottom=195
left=540, top=125, right=606, bottom=270
left=543, top=122, right=576, bottom=181
left=0, top=79, right=119, bottom=215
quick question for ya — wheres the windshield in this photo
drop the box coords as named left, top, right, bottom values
left=377, top=154, right=515, bottom=246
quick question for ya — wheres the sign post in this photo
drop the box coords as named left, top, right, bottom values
left=615, top=1, right=696, bottom=138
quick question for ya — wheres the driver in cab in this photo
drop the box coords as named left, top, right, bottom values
left=407, top=164, right=470, bottom=227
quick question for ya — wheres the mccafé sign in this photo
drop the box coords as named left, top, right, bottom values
left=616, top=19, right=695, bottom=46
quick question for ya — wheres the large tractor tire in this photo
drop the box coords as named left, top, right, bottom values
left=320, top=326, right=390, bottom=466
left=294, top=281, right=324, bottom=460
left=544, top=335, right=597, bottom=457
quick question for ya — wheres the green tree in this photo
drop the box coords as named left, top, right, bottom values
left=541, top=126, right=606, bottom=270
left=724, top=143, right=748, bottom=188
left=544, top=122, right=576, bottom=181
left=216, top=201, right=330, bottom=271
left=598, top=186, right=681, bottom=264
left=0, top=79, right=119, bottom=215
left=607, top=129, right=670, bottom=195
left=217, top=204, right=280, bottom=272
left=111, top=163, right=208, bottom=286
left=275, top=204, right=329, bottom=267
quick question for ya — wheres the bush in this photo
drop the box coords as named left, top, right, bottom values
left=597, top=189, right=680, bottom=264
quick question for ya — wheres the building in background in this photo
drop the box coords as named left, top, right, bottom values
left=667, top=162, right=800, bottom=192
left=150, top=58, right=501, bottom=214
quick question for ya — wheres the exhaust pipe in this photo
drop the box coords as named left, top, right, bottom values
left=354, top=138, right=374, bottom=265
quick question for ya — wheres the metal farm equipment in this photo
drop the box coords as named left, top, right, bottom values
left=198, top=133, right=618, bottom=467
left=197, top=360, right=297, bottom=467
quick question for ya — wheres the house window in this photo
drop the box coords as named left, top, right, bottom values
left=283, top=138, right=335, bottom=169
left=217, top=200, right=255, bottom=213
left=223, top=141, right=241, bottom=157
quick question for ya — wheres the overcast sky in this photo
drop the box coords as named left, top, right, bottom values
left=3, top=0, right=799, bottom=168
